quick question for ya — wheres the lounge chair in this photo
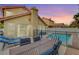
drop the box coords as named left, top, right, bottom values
left=41, top=40, right=62, bottom=55
left=0, top=35, right=21, bottom=49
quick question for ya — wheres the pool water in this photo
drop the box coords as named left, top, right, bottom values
left=48, top=33, right=71, bottom=43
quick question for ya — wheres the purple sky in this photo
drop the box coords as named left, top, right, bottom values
left=0, top=4, right=79, bottom=25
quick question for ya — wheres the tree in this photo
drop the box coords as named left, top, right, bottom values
left=73, top=13, right=79, bottom=21
left=70, top=13, right=79, bottom=28
left=0, top=22, right=4, bottom=28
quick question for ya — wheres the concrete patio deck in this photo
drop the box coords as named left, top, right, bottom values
left=65, top=47, right=79, bottom=55
left=58, top=45, right=79, bottom=55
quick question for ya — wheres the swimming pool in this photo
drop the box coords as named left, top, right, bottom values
left=48, top=33, right=71, bottom=44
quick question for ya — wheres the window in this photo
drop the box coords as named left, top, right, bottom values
left=6, top=23, right=16, bottom=37
left=17, top=24, right=27, bottom=37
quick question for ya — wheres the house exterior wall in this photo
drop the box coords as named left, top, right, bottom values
left=32, top=17, right=47, bottom=37
left=4, top=15, right=33, bottom=38
left=4, top=15, right=46, bottom=38
left=30, top=8, right=47, bottom=37
left=31, top=8, right=46, bottom=29
left=3, top=7, right=46, bottom=38
left=4, top=8, right=27, bottom=17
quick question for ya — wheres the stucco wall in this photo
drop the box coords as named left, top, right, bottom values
left=4, top=15, right=46, bottom=38
left=4, top=15, right=33, bottom=38
left=30, top=8, right=46, bottom=31
left=4, top=8, right=46, bottom=38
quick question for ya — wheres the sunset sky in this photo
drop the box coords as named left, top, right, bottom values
left=0, top=4, right=79, bottom=25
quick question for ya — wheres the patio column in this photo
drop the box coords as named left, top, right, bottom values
left=27, top=25, right=34, bottom=43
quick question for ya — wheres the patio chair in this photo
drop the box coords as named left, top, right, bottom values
left=20, top=38, right=31, bottom=46
left=33, top=36, right=41, bottom=42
